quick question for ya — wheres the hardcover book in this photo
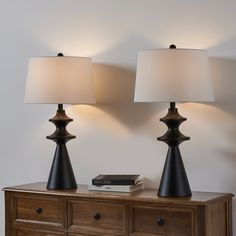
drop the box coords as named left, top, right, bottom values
left=88, top=182, right=144, bottom=193
left=92, top=174, right=140, bottom=186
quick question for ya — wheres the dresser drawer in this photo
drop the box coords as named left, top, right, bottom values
left=68, top=199, right=127, bottom=234
left=131, top=206, right=193, bottom=236
left=13, top=194, right=65, bottom=227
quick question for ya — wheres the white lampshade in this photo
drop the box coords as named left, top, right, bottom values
left=134, top=48, right=214, bottom=102
left=25, top=56, right=96, bottom=104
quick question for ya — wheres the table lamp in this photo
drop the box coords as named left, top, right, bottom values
left=25, top=53, right=95, bottom=190
left=134, top=45, right=214, bottom=197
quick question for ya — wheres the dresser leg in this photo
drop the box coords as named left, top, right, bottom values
left=5, top=192, right=12, bottom=236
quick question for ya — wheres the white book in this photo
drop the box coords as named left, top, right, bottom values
left=88, top=182, right=144, bottom=193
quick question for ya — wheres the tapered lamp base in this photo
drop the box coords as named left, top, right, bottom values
left=47, top=143, right=77, bottom=190
left=158, top=146, right=191, bottom=197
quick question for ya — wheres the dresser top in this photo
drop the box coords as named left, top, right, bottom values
left=3, top=182, right=233, bottom=206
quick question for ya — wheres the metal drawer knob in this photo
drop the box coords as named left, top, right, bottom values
left=94, top=213, right=102, bottom=220
left=156, top=218, right=165, bottom=226
left=36, top=207, right=43, bottom=214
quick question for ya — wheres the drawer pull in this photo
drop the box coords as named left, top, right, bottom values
left=36, top=207, right=43, bottom=214
left=156, top=218, right=165, bottom=226
left=94, top=213, right=102, bottom=220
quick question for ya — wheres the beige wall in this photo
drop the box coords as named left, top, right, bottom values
left=1, top=0, right=236, bottom=234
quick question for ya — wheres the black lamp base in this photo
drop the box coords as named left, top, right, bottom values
left=47, top=143, right=77, bottom=190
left=158, top=146, right=191, bottom=197
left=157, top=102, right=192, bottom=197
left=46, top=104, right=77, bottom=190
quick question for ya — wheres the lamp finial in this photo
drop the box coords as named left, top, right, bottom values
left=169, top=44, right=176, bottom=49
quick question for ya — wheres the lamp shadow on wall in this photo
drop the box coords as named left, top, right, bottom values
left=210, top=57, right=236, bottom=131
left=91, top=63, right=165, bottom=131
left=202, top=57, right=236, bottom=193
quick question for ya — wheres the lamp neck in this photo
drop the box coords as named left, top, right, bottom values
left=170, top=102, right=176, bottom=110
left=58, top=104, right=63, bottom=111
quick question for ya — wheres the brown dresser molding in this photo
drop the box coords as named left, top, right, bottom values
left=4, top=182, right=233, bottom=236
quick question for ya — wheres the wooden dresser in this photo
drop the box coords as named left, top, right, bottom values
left=4, top=182, right=233, bottom=236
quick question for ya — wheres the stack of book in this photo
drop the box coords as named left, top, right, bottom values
left=88, top=174, right=144, bottom=193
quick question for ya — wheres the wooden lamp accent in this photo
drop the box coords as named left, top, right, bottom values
left=134, top=44, right=214, bottom=197
left=25, top=53, right=95, bottom=190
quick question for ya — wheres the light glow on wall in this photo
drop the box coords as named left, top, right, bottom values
left=67, top=105, right=132, bottom=137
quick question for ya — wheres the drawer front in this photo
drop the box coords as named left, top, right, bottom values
left=131, top=206, right=193, bottom=236
left=68, top=199, right=127, bottom=234
left=13, top=194, right=65, bottom=227
left=14, top=228, right=65, bottom=236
